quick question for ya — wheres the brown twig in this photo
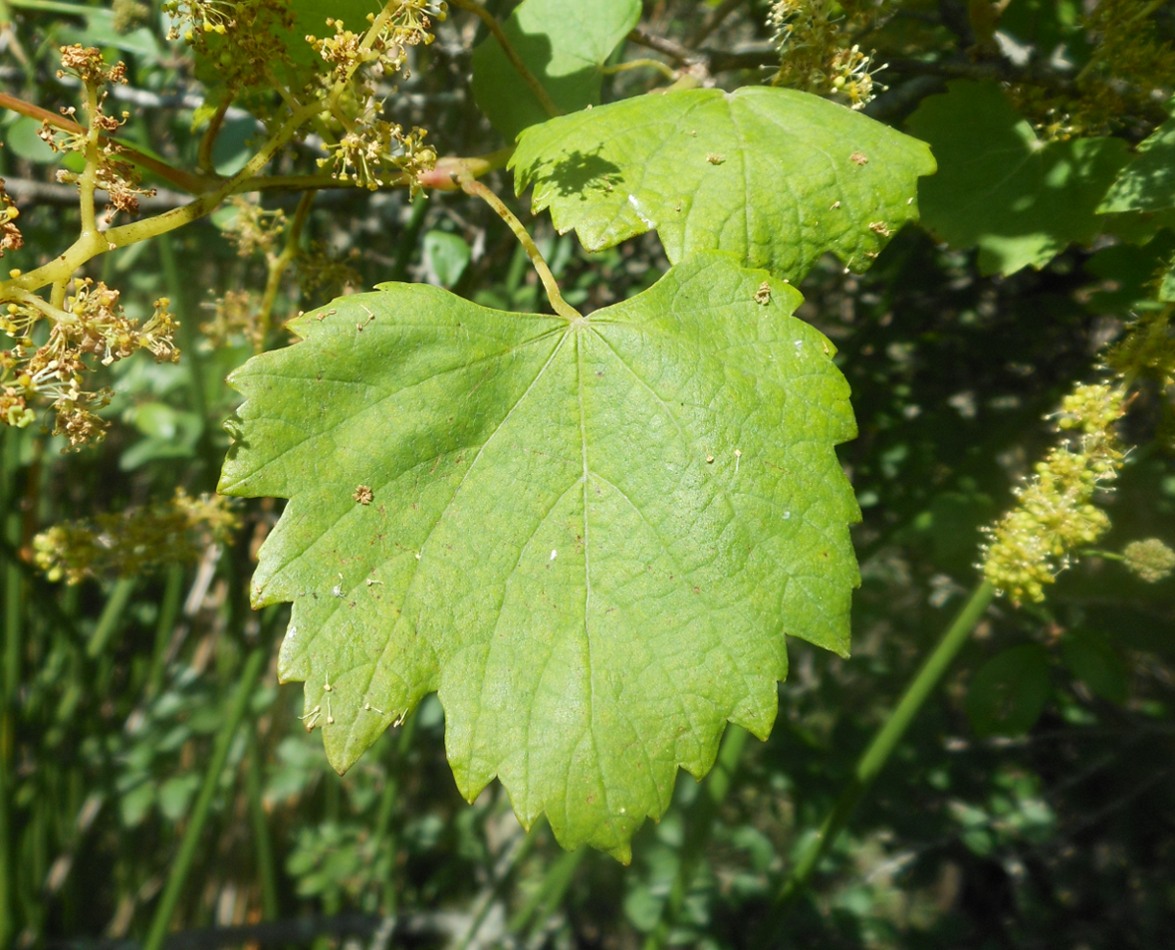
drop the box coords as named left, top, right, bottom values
left=685, top=0, right=743, bottom=47
left=0, top=90, right=213, bottom=194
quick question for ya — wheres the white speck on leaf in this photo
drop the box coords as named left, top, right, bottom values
left=627, top=194, right=656, bottom=228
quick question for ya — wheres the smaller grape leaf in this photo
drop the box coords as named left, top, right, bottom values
left=1098, top=104, right=1175, bottom=214
left=471, top=0, right=641, bottom=141
left=907, top=80, right=1128, bottom=276
left=218, top=252, right=860, bottom=860
left=510, top=86, right=936, bottom=281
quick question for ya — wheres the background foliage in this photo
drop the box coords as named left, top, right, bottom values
left=1, top=0, right=1173, bottom=947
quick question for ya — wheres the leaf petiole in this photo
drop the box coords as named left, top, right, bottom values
left=458, top=175, right=581, bottom=320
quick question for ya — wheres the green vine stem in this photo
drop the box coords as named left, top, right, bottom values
left=644, top=725, right=749, bottom=950
left=195, top=98, right=231, bottom=177
left=257, top=191, right=315, bottom=335
left=601, top=58, right=678, bottom=82
left=244, top=732, right=279, bottom=921
left=456, top=812, right=543, bottom=949
left=141, top=643, right=268, bottom=950
left=1, top=95, right=325, bottom=298
left=76, top=80, right=102, bottom=237
left=458, top=176, right=581, bottom=320
left=449, top=0, right=562, bottom=119
left=509, top=845, right=585, bottom=940
left=0, top=429, right=20, bottom=949
left=759, top=579, right=997, bottom=938
left=0, top=89, right=506, bottom=203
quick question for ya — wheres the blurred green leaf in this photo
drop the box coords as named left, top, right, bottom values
left=908, top=80, right=1128, bottom=275
left=1098, top=105, right=1175, bottom=214
left=1061, top=628, right=1128, bottom=704
left=966, top=644, right=1052, bottom=738
left=158, top=774, right=201, bottom=821
left=471, top=0, right=641, bottom=141
left=1161, top=252, right=1175, bottom=301
left=422, top=230, right=471, bottom=288
left=5, top=116, right=60, bottom=164
left=120, top=402, right=202, bottom=470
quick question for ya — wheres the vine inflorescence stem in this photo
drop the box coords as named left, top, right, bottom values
left=760, top=580, right=997, bottom=939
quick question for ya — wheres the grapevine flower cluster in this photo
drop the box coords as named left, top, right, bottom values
left=307, top=3, right=446, bottom=190
left=223, top=196, right=288, bottom=259
left=981, top=383, right=1127, bottom=604
left=0, top=45, right=180, bottom=447
left=44, top=45, right=156, bottom=221
left=163, top=0, right=296, bottom=92
left=0, top=179, right=22, bottom=254
left=1105, top=308, right=1175, bottom=390
left=1122, top=539, right=1175, bottom=583
left=165, top=2, right=443, bottom=191
left=1076, top=0, right=1175, bottom=134
left=33, top=488, right=240, bottom=584
left=1006, top=0, right=1174, bottom=138
left=2, top=282, right=179, bottom=447
left=767, top=0, right=887, bottom=110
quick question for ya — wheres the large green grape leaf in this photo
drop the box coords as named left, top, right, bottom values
left=472, top=0, right=641, bottom=141
left=509, top=87, right=936, bottom=281
left=907, top=80, right=1129, bottom=276
left=219, top=253, right=859, bottom=860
